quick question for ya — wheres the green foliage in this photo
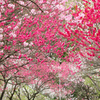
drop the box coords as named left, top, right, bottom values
left=57, top=48, right=61, bottom=50
left=62, top=52, right=68, bottom=58
left=84, top=77, right=93, bottom=86
left=72, top=85, right=84, bottom=98
left=49, top=52, right=58, bottom=61
left=55, top=77, right=59, bottom=84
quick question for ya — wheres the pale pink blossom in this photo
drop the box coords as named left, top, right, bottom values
left=8, top=4, right=15, bottom=9
left=0, top=42, right=4, bottom=46
left=39, top=0, right=43, bottom=4
left=31, top=9, right=36, bottom=14
left=9, top=32, right=16, bottom=38
left=79, top=13, right=85, bottom=17
left=61, top=0, right=68, bottom=3
left=66, top=14, right=72, bottom=21
left=8, top=26, right=11, bottom=28
left=29, top=42, right=33, bottom=46
left=56, top=5, right=65, bottom=11
left=60, top=14, right=66, bottom=20
left=14, top=26, right=19, bottom=30
left=24, top=14, right=28, bottom=16
left=37, top=11, right=41, bottom=14
left=17, top=21, right=21, bottom=26
left=23, top=42, right=29, bottom=47
left=52, top=1, right=56, bottom=4
left=1, top=6, right=5, bottom=12
left=0, top=0, right=5, bottom=4
left=50, top=12, right=56, bottom=17
left=0, top=28, right=3, bottom=33
left=0, top=50, right=3, bottom=53
left=18, top=1, right=25, bottom=5
left=44, top=11, right=49, bottom=14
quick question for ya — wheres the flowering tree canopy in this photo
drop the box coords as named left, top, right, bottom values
left=0, top=0, right=100, bottom=99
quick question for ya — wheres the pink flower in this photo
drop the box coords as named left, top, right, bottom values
left=0, top=0, right=5, bottom=4
left=9, top=31, right=17, bottom=38
left=23, top=42, right=28, bottom=47
left=18, top=1, right=24, bottom=5
left=39, top=0, right=43, bottom=3
left=8, top=4, right=15, bottom=9
left=29, top=42, right=33, bottom=46
left=43, top=0, right=47, bottom=3
left=19, top=55, right=22, bottom=59
left=4, top=45, right=8, bottom=50
left=0, top=28, right=3, bottom=33
left=66, top=14, right=72, bottom=21
left=56, top=5, right=65, bottom=11
left=98, top=56, right=100, bottom=58
left=31, top=9, right=36, bottom=14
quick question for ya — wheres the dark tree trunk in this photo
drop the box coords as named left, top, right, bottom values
left=0, top=81, right=8, bottom=100
left=9, top=85, right=17, bottom=100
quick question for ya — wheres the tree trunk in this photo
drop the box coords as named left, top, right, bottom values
left=0, top=81, right=8, bottom=100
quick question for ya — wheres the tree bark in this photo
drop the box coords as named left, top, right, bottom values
left=0, top=81, right=8, bottom=100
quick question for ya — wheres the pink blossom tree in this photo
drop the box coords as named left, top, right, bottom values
left=0, top=0, right=75, bottom=99
left=0, top=0, right=100, bottom=99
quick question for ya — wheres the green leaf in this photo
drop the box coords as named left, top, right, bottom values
left=84, top=77, right=93, bottom=86
left=62, top=52, right=68, bottom=58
